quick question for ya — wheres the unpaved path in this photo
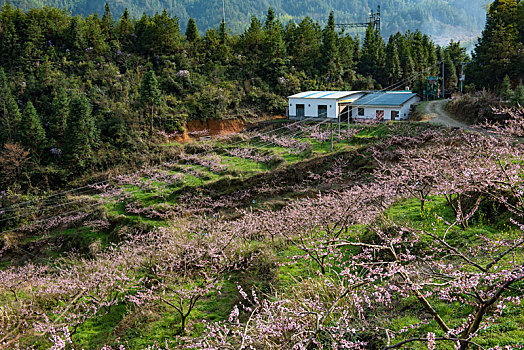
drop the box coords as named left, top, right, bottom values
left=422, top=99, right=473, bottom=130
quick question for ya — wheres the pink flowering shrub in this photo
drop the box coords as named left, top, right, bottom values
left=252, top=132, right=311, bottom=154
left=225, top=147, right=273, bottom=163
left=179, top=153, right=227, bottom=173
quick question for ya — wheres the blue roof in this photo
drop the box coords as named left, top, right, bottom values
left=353, top=92, right=419, bottom=107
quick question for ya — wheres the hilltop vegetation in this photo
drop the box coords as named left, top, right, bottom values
left=0, top=0, right=487, bottom=41
left=0, top=3, right=469, bottom=193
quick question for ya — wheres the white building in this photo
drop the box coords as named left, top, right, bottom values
left=287, top=91, right=365, bottom=119
left=288, top=91, right=421, bottom=121
left=350, top=92, right=421, bottom=121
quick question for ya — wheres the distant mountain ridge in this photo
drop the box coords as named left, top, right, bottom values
left=1, top=0, right=489, bottom=43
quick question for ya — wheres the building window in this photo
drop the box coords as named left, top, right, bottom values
left=376, top=110, right=385, bottom=120
left=318, top=105, right=328, bottom=118
left=358, top=108, right=365, bottom=116
left=391, top=111, right=399, bottom=120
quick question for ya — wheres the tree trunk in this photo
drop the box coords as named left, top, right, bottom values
left=180, top=314, right=187, bottom=335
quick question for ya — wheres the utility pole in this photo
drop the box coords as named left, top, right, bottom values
left=330, top=121, right=334, bottom=152
left=460, top=63, right=469, bottom=97
left=460, top=63, right=464, bottom=97
left=338, top=113, right=341, bottom=140
left=347, top=108, right=350, bottom=144
left=442, top=61, right=445, bottom=99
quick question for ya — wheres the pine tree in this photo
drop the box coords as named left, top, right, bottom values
left=265, top=7, right=276, bottom=30
left=385, top=36, right=402, bottom=85
left=263, top=7, right=285, bottom=59
left=512, top=80, right=524, bottom=106
left=444, top=53, right=458, bottom=91
left=64, top=94, right=98, bottom=171
left=67, top=16, right=86, bottom=54
left=18, top=101, right=46, bottom=158
left=290, top=17, right=322, bottom=74
left=186, top=18, right=200, bottom=42
left=0, top=20, right=20, bottom=67
left=359, top=24, right=385, bottom=83
left=49, top=87, right=69, bottom=148
left=0, top=68, right=6, bottom=89
left=321, top=11, right=339, bottom=77
left=501, top=75, right=513, bottom=100
left=242, top=16, right=263, bottom=60
left=140, top=70, right=162, bottom=134
left=471, top=0, right=519, bottom=87
left=219, top=19, right=227, bottom=45
left=0, top=93, right=21, bottom=144
left=117, top=8, right=134, bottom=47
left=101, top=3, right=114, bottom=40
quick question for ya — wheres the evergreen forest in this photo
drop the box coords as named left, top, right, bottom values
left=0, top=0, right=488, bottom=41
left=0, top=3, right=471, bottom=190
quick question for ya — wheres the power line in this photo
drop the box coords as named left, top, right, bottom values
left=337, top=6, right=381, bottom=32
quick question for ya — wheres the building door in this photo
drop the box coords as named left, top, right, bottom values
left=339, top=105, right=352, bottom=122
left=296, top=104, right=305, bottom=118
left=391, top=111, right=399, bottom=120
left=318, top=105, right=327, bottom=118
left=376, top=110, right=385, bottom=120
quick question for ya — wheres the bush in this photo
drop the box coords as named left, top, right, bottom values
left=184, top=142, right=215, bottom=155
left=446, top=90, right=504, bottom=124
left=264, top=154, right=285, bottom=169
left=298, top=143, right=313, bottom=158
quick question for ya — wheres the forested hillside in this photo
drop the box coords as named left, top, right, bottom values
left=2, top=1, right=524, bottom=349
left=1, top=0, right=488, bottom=41
left=0, top=3, right=469, bottom=192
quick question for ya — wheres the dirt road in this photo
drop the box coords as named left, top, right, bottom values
left=421, top=99, right=473, bottom=130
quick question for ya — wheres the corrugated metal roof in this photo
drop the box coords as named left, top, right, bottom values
left=352, top=92, right=419, bottom=106
left=288, top=91, right=362, bottom=100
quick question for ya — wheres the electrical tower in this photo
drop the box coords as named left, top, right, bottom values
left=336, top=5, right=381, bottom=32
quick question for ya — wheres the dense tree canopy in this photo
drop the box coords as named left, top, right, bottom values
left=0, top=3, right=464, bottom=190
left=469, top=0, right=524, bottom=90
left=0, top=0, right=487, bottom=42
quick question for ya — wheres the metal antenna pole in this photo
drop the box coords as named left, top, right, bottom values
left=222, top=0, right=226, bottom=23
left=376, top=5, right=381, bottom=32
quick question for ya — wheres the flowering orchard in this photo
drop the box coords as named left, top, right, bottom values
left=1, top=114, right=524, bottom=349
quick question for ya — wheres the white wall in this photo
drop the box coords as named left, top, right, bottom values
left=352, top=107, right=400, bottom=120
left=288, top=98, right=338, bottom=119
left=351, top=96, right=421, bottom=121
left=400, top=96, right=421, bottom=118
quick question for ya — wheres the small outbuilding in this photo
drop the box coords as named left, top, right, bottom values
left=287, top=91, right=365, bottom=119
left=350, top=92, right=421, bottom=121
left=287, top=90, right=421, bottom=121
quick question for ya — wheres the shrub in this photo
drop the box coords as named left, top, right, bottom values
left=265, top=154, right=285, bottom=169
